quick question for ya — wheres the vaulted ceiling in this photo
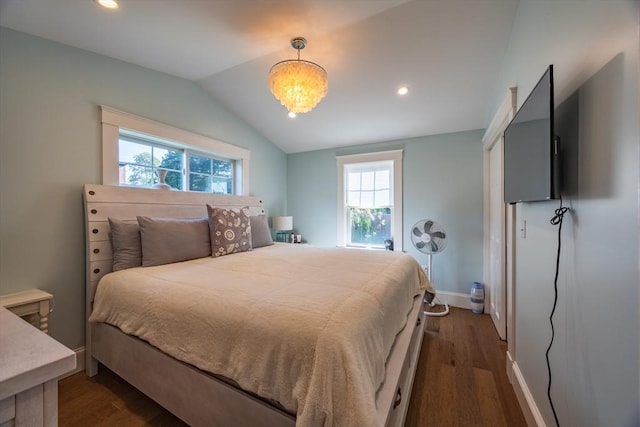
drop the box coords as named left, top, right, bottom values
left=0, top=0, right=518, bottom=153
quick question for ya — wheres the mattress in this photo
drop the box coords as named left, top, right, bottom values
left=89, top=244, right=431, bottom=426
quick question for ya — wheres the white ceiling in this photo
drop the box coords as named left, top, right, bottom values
left=0, top=0, right=518, bottom=153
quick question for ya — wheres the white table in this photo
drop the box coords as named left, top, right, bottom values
left=0, top=290, right=54, bottom=334
left=0, top=307, right=75, bottom=426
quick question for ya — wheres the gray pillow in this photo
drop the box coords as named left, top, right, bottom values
left=250, top=215, right=274, bottom=249
left=207, top=205, right=252, bottom=257
left=137, top=216, right=211, bottom=267
left=108, top=218, right=142, bottom=271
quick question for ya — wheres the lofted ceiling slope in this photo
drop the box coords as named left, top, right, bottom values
left=0, top=0, right=518, bottom=153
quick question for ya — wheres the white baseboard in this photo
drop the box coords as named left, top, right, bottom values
left=509, top=358, right=546, bottom=427
left=435, top=290, right=471, bottom=310
left=60, top=346, right=85, bottom=379
left=506, top=350, right=515, bottom=384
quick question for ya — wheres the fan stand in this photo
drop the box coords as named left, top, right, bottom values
left=424, top=253, right=450, bottom=317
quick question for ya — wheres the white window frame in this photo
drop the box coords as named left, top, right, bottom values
left=100, top=105, right=250, bottom=195
left=336, top=150, right=403, bottom=251
left=185, top=150, right=234, bottom=194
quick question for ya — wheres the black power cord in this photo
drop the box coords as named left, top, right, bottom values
left=546, top=199, right=568, bottom=427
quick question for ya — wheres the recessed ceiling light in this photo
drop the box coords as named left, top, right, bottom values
left=398, top=86, right=409, bottom=96
left=288, top=112, right=297, bottom=119
left=96, top=0, right=119, bottom=9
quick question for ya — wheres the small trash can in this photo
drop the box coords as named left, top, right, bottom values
left=470, top=282, right=484, bottom=314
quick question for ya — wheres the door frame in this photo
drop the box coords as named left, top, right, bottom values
left=482, top=88, right=517, bottom=346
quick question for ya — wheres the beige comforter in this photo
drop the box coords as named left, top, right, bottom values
left=89, top=244, right=431, bottom=426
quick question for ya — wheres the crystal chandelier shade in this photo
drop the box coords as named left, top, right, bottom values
left=268, top=38, right=328, bottom=114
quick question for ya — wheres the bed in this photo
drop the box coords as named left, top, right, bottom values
left=83, top=184, right=430, bottom=427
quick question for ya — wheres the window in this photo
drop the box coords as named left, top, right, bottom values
left=337, top=150, right=403, bottom=250
left=346, top=163, right=392, bottom=247
left=118, top=135, right=184, bottom=189
left=118, top=131, right=234, bottom=194
left=101, top=106, right=250, bottom=195
left=188, top=153, right=233, bottom=194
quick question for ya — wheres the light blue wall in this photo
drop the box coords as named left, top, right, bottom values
left=0, top=28, right=287, bottom=350
left=492, top=1, right=639, bottom=425
left=287, top=130, right=484, bottom=295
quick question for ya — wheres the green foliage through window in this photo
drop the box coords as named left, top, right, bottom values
left=348, top=207, right=391, bottom=247
left=188, top=154, right=232, bottom=194
left=118, top=137, right=233, bottom=194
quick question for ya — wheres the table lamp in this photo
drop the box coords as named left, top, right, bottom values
left=272, top=216, right=293, bottom=243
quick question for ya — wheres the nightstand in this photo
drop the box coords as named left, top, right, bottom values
left=0, top=289, right=54, bottom=334
left=0, top=307, right=75, bottom=427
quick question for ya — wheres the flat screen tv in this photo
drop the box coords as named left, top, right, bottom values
left=504, top=65, right=558, bottom=204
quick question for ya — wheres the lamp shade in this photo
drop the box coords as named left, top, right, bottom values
left=268, top=60, right=328, bottom=113
left=268, top=37, right=328, bottom=114
left=272, top=216, right=293, bottom=231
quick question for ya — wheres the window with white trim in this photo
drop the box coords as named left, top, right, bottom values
left=100, top=106, right=250, bottom=195
left=337, top=150, right=403, bottom=250
left=118, top=131, right=234, bottom=194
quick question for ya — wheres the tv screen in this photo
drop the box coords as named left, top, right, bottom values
left=504, top=65, right=557, bottom=204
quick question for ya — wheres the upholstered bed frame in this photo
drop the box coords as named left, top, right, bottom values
left=83, top=184, right=426, bottom=427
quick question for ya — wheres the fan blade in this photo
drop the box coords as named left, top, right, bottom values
left=431, top=241, right=439, bottom=252
left=416, top=241, right=426, bottom=249
left=431, top=231, right=445, bottom=239
left=412, top=227, right=423, bottom=237
left=424, top=220, right=433, bottom=233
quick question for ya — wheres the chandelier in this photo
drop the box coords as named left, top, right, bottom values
left=268, top=37, right=328, bottom=114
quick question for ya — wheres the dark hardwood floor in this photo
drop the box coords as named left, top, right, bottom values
left=58, top=307, right=526, bottom=426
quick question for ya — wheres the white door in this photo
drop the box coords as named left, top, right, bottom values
left=487, top=138, right=506, bottom=340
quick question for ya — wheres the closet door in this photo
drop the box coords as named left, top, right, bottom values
left=487, top=137, right=506, bottom=340
left=483, top=88, right=517, bottom=343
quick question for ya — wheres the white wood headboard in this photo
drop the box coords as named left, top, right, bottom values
left=83, top=184, right=265, bottom=365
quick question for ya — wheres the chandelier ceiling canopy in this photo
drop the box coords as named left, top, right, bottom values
left=268, top=37, right=328, bottom=114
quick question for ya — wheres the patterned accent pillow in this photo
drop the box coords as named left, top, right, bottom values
left=207, top=205, right=252, bottom=257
